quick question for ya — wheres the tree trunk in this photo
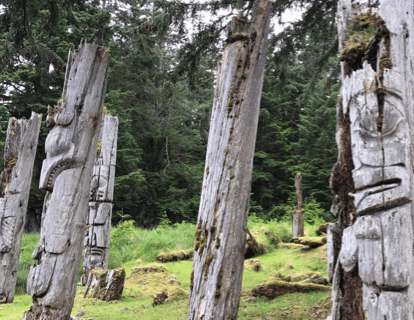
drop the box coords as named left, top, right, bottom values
left=328, top=1, right=414, bottom=319
left=188, top=1, right=271, bottom=319
left=81, top=114, right=118, bottom=286
left=0, top=113, right=42, bottom=303
left=292, top=173, right=304, bottom=237
left=23, top=42, right=110, bottom=320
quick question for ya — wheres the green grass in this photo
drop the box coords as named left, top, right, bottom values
left=5, top=219, right=330, bottom=319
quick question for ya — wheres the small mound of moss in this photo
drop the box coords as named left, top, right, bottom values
left=251, top=280, right=330, bottom=299
left=156, top=249, right=193, bottom=262
left=310, top=294, right=332, bottom=319
left=283, top=271, right=328, bottom=285
left=124, top=263, right=188, bottom=303
left=245, top=229, right=267, bottom=258
left=244, top=259, right=262, bottom=272
left=277, top=242, right=305, bottom=249
left=290, top=236, right=326, bottom=248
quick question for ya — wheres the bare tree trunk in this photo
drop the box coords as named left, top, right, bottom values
left=292, top=173, right=304, bottom=237
left=188, top=1, right=271, bottom=319
left=328, top=1, right=414, bottom=319
left=81, top=114, right=118, bottom=285
left=0, top=113, right=41, bottom=303
left=23, top=42, right=110, bottom=320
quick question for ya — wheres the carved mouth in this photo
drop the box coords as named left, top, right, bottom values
left=356, top=178, right=401, bottom=195
left=46, top=160, right=71, bottom=189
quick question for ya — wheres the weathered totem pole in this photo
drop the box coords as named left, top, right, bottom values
left=0, top=113, right=41, bottom=303
left=188, top=1, right=272, bottom=319
left=292, top=173, right=304, bottom=237
left=328, top=1, right=414, bottom=319
left=24, top=42, right=110, bottom=320
left=81, top=114, right=118, bottom=286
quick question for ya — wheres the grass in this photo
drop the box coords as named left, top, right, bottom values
left=3, top=218, right=331, bottom=319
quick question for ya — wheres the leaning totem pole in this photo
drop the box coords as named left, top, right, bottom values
left=188, top=1, right=272, bottom=319
left=0, top=113, right=41, bottom=303
left=82, top=114, right=118, bottom=285
left=24, top=42, right=110, bottom=320
left=328, top=1, right=414, bottom=319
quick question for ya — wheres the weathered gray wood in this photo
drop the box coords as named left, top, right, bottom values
left=328, top=1, right=414, bottom=319
left=292, top=173, right=304, bottom=237
left=0, top=113, right=41, bottom=303
left=188, top=1, right=271, bottom=319
left=81, top=114, right=118, bottom=286
left=23, top=42, right=110, bottom=320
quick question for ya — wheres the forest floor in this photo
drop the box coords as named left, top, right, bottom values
left=1, top=220, right=332, bottom=319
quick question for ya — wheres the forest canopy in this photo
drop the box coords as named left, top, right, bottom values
left=0, top=0, right=342, bottom=228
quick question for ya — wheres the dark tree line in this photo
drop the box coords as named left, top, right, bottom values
left=0, top=0, right=341, bottom=228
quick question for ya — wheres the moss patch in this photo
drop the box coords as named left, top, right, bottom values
left=156, top=249, right=192, bottom=262
left=290, top=236, right=326, bottom=248
left=244, top=259, right=262, bottom=272
left=124, top=263, right=188, bottom=303
left=251, top=279, right=329, bottom=299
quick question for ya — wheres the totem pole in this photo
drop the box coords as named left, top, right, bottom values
left=292, top=173, right=304, bottom=237
left=188, top=1, right=272, bottom=318
left=24, top=42, right=110, bottom=320
left=82, top=114, right=118, bottom=285
left=328, top=1, right=414, bottom=319
left=0, top=113, right=41, bottom=303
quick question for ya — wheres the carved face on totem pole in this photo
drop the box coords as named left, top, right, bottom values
left=90, top=165, right=110, bottom=202
left=85, top=202, right=111, bottom=267
left=349, top=65, right=410, bottom=215
left=343, top=62, right=413, bottom=316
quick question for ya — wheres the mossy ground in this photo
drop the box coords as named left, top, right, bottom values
left=2, top=221, right=331, bottom=319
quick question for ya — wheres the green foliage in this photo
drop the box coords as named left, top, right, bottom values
left=108, top=220, right=196, bottom=268
left=16, top=233, right=39, bottom=294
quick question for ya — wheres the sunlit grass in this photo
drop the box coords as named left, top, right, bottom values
left=6, top=219, right=330, bottom=319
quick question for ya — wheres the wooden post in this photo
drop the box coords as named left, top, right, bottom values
left=0, top=113, right=41, bottom=303
left=188, top=1, right=272, bottom=319
left=291, top=173, right=304, bottom=237
left=328, top=1, right=414, bottom=319
left=81, top=114, right=118, bottom=285
left=23, top=42, right=110, bottom=320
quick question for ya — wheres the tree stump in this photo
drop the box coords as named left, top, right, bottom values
left=23, top=42, right=110, bottom=320
left=0, top=113, right=41, bottom=304
left=82, top=114, right=118, bottom=286
left=84, top=268, right=125, bottom=301
left=188, top=1, right=272, bottom=319
left=328, top=2, right=414, bottom=319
